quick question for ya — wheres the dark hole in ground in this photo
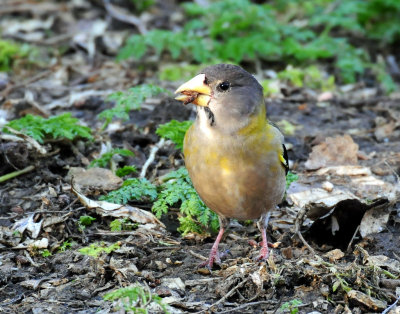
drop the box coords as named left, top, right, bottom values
left=305, top=199, right=367, bottom=250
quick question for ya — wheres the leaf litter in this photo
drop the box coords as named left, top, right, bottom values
left=0, top=1, right=399, bottom=313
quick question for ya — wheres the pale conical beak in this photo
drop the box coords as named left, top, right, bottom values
left=174, top=74, right=211, bottom=107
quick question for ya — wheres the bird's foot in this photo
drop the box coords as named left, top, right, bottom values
left=254, top=245, right=269, bottom=262
left=199, top=250, right=221, bottom=270
left=198, top=249, right=231, bottom=270
left=248, top=240, right=276, bottom=248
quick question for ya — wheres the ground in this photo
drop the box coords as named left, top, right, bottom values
left=0, top=1, right=399, bottom=313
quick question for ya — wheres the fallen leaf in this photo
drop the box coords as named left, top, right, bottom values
left=72, top=183, right=165, bottom=228
left=13, top=213, right=43, bottom=239
left=324, top=249, right=344, bottom=262
left=161, top=277, right=185, bottom=290
left=347, top=290, right=386, bottom=311
left=305, top=135, right=358, bottom=170
left=67, top=167, right=122, bottom=192
left=360, top=207, right=390, bottom=238
left=287, top=185, right=359, bottom=220
left=367, top=255, right=400, bottom=275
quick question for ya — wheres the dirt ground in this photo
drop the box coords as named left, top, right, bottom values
left=1, top=1, right=400, bottom=313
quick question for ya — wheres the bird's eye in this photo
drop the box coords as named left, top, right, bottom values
left=218, top=81, right=230, bottom=91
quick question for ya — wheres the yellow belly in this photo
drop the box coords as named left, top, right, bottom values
left=183, top=123, right=286, bottom=220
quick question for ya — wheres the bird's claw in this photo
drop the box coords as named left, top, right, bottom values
left=198, top=249, right=232, bottom=270
left=198, top=252, right=221, bottom=270
left=254, top=248, right=270, bottom=262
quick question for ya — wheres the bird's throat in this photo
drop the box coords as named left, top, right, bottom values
left=203, top=107, right=215, bottom=126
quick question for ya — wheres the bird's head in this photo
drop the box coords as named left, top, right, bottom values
left=175, top=64, right=265, bottom=134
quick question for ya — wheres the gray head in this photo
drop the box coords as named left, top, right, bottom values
left=175, top=64, right=264, bottom=134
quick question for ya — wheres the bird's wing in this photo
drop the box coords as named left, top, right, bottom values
left=267, top=122, right=289, bottom=175
left=280, top=143, right=289, bottom=175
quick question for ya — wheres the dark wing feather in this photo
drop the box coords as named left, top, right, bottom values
left=281, top=144, right=289, bottom=175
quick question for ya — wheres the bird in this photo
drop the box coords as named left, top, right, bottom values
left=174, top=64, right=288, bottom=269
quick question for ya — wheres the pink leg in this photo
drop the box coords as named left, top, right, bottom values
left=255, top=212, right=271, bottom=261
left=199, top=226, right=225, bottom=269
left=255, top=226, right=269, bottom=261
left=199, top=217, right=229, bottom=269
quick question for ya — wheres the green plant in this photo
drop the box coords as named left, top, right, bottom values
left=332, top=274, right=352, bottom=293
left=59, top=240, right=73, bottom=252
left=159, top=64, right=204, bottom=81
left=12, top=230, right=21, bottom=237
left=280, top=299, right=303, bottom=314
left=98, top=84, right=167, bottom=128
left=100, top=178, right=157, bottom=204
left=110, top=218, right=138, bottom=231
left=104, top=283, right=169, bottom=313
left=278, top=65, right=335, bottom=91
left=90, top=148, right=134, bottom=169
left=286, top=171, right=299, bottom=189
left=276, top=120, right=298, bottom=136
left=41, top=249, right=52, bottom=258
left=0, top=40, right=29, bottom=71
left=129, top=0, right=154, bottom=14
left=3, top=113, right=93, bottom=143
left=156, top=120, right=193, bottom=150
left=78, top=215, right=96, bottom=231
left=79, top=242, right=120, bottom=258
left=152, top=167, right=219, bottom=235
left=261, top=79, right=281, bottom=96
left=118, top=0, right=399, bottom=90
left=116, top=165, right=137, bottom=177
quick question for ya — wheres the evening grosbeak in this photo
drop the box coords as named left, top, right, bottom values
left=175, top=64, right=288, bottom=269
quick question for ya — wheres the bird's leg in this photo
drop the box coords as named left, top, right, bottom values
left=199, top=217, right=229, bottom=269
left=255, top=212, right=271, bottom=261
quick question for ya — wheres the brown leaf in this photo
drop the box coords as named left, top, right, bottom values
left=305, top=135, right=359, bottom=170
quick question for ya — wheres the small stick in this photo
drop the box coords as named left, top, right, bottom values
left=194, top=278, right=250, bottom=314
left=103, top=0, right=147, bottom=34
left=294, top=207, right=316, bottom=255
left=217, top=300, right=277, bottom=314
left=140, top=138, right=165, bottom=179
left=382, top=294, right=400, bottom=314
left=189, top=250, right=208, bottom=261
left=0, top=165, right=35, bottom=183
left=346, top=225, right=360, bottom=253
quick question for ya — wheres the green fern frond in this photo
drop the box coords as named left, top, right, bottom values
left=100, top=178, right=157, bottom=204
left=98, top=84, right=167, bottom=128
left=4, top=113, right=92, bottom=143
left=90, top=149, right=134, bottom=169
left=156, top=120, right=193, bottom=150
left=152, top=167, right=219, bottom=235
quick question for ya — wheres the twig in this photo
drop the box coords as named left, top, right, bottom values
left=382, top=294, right=400, bottom=314
left=140, top=138, right=165, bottom=179
left=25, top=90, right=51, bottom=116
left=217, top=300, right=277, bottom=313
left=185, top=278, right=220, bottom=286
left=0, top=165, right=35, bottom=183
left=294, top=207, right=316, bottom=255
left=103, top=0, right=147, bottom=34
left=24, top=251, right=41, bottom=268
left=0, top=2, right=61, bottom=15
left=45, top=89, right=115, bottom=110
left=346, top=225, right=360, bottom=253
left=1, top=69, right=53, bottom=98
left=4, top=127, right=47, bottom=154
left=189, top=249, right=208, bottom=261
left=193, top=278, right=250, bottom=314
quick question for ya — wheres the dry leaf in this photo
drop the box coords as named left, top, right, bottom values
left=305, top=135, right=358, bottom=170
left=67, top=167, right=122, bottom=192
left=72, top=183, right=165, bottom=228
left=360, top=207, right=390, bottom=237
